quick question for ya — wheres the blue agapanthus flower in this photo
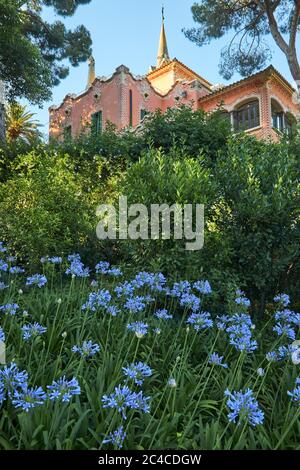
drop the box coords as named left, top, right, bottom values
left=209, top=352, right=228, bottom=368
left=229, top=334, right=258, bottom=353
left=0, top=303, right=19, bottom=316
left=82, top=289, right=111, bottom=311
left=0, top=242, right=7, bottom=253
left=96, top=261, right=122, bottom=277
left=103, top=425, right=126, bottom=449
left=12, top=386, right=47, bottom=412
left=65, top=254, right=89, bottom=278
left=0, top=259, right=8, bottom=272
left=193, top=280, right=212, bottom=294
left=265, top=345, right=294, bottom=362
left=186, top=312, right=213, bottom=331
left=108, top=267, right=123, bottom=277
left=274, top=293, right=290, bottom=307
left=180, top=293, right=201, bottom=312
left=26, top=274, right=47, bottom=288
left=132, top=271, right=154, bottom=288
left=225, top=314, right=257, bottom=353
left=0, top=282, right=8, bottom=290
left=102, top=385, right=150, bottom=419
left=235, top=290, right=250, bottom=308
left=72, top=340, right=100, bottom=359
left=0, top=363, right=28, bottom=399
left=9, top=266, right=25, bottom=274
left=115, top=281, right=135, bottom=298
left=154, top=309, right=173, bottom=320
left=225, top=388, right=264, bottom=427
left=287, top=378, right=300, bottom=406
left=149, top=273, right=167, bottom=292
left=127, top=321, right=148, bottom=338
left=274, top=309, right=295, bottom=323
left=95, top=261, right=110, bottom=274
left=105, top=305, right=120, bottom=317
left=0, top=327, right=5, bottom=342
left=48, top=256, right=63, bottom=264
left=21, top=323, right=47, bottom=341
left=216, top=315, right=230, bottom=330
left=124, top=296, right=146, bottom=313
left=122, top=361, right=152, bottom=386
left=273, top=322, right=296, bottom=341
left=169, top=280, right=191, bottom=297
left=266, top=351, right=278, bottom=362
left=47, top=376, right=81, bottom=402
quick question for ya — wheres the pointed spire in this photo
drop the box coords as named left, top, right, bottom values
left=157, top=6, right=170, bottom=69
left=86, top=56, right=96, bottom=89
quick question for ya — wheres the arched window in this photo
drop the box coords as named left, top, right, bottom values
left=271, top=99, right=285, bottom=132
left=271, top=99, right=297, bottom=135
left=285, top=112, right=297, bottom=136
left=233, top=100, right=260, bottom=131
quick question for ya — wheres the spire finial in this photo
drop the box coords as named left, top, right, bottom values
left=86, top=55, right=96, bottom=89
left=157, top=6, right=170, bottom=68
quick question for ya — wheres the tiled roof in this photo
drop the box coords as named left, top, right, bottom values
left=147, top=58, right=212, bottom=89
left=199, top=65, right=296, bottom=102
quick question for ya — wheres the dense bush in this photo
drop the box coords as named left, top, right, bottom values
left=115, top=137, right=300, bottom=313
left=0, top=152, right=104, bottom=268
left=213, top=137, right=300, bottom=315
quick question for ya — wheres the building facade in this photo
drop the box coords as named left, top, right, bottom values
left=49, top=15, right=300, bottom=141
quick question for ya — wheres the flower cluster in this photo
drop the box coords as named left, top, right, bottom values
left=273, top=308, right=299, bottom=341
left=21, top=323, right=47, bottom=341
left=221, top=313, right=257, bottom=353
left=0, top=303, right=19, bottom=316
left=72, top=340, right=100, bottom=359
left=193, top=280, right=212, bottom=295
left=47, top=376, right=81, bottom=402
left=103, top=426, right=126, bottom=449
left=234, top=290, right=251, bottom=308
left=274, top=293, right=290, bottom=307
left=0, top=259, right=8, bottom=272
left=124, top=295, right=147, bottom=313
left=225, top=388, right=264, bottom=427
left=82, top=289, right=111, bottom=311
left=287, top=378, right=300, bottom=406
left=209, top=352, right=228, bottom=368
left=26, top=274, right=47, bottom=288
left=9, top=266, right=25, bottom=275
left=186, top=312, right=213, bottom=331
left=122, top=361, right=152, bottom=386
left=12, top=386, right=47, bottom=412
left=0, top=242, right=7, bottom=253
left=95, top=261, right=122, bottom=277
left=102, top=384, right=150, bottom=419
left=180, top=293, right=201, bottom=312
left=127, top=321, right=148, bottom=338
left=168, top=280, right=191, bottom=297
left=65, top=254, right=89, bottom=278
left=154, top=309, right=173, bottom=320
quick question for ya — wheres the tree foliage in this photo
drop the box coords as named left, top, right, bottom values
left=6, top=102, right=42, bottom=143
left=0, top=0, right=92, bottom=104
left=184, top=1, right=300, bottom=91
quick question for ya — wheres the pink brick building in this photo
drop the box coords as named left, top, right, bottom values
left=49, top=15, right=299, bottom=141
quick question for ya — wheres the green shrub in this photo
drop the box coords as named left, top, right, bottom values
left=212, top=136, right=300, bottom=315
left=0, top=151, right=101, bottom=268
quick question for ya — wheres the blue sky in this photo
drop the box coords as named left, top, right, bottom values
left=30, top=0, right=295, bottom=137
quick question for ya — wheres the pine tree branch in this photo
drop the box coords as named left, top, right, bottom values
left=264, top=0, right=289, bottom=55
